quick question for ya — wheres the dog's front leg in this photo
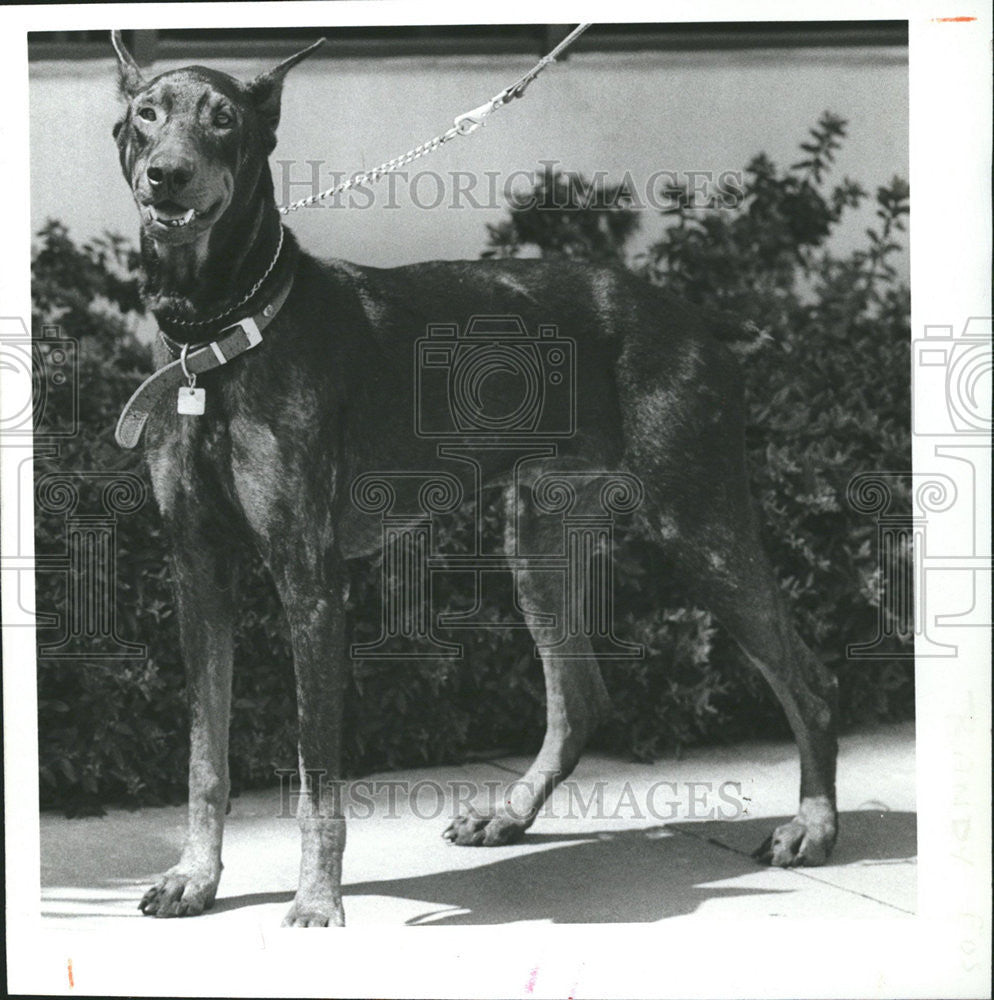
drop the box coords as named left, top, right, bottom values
left=140, top=541, right=237, bottom=917
left=274, top=556, right=349, bottom=928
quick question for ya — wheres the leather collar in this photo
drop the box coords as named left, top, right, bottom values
left=115, top=269, right=294, bottom=449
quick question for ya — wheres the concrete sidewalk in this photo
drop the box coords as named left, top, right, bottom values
left=40, top=721, right=915, bottom=927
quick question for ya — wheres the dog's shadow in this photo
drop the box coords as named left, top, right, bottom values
left=210, top=810, right=916, bottom=924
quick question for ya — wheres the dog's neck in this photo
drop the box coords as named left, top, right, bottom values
left=140, top=167, right=290, bottom=342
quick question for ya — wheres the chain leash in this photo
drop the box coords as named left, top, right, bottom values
left=278, top=23, right=591, bottom=216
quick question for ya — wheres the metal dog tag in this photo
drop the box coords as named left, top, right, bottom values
left=177, top=385, right=206, bottom=415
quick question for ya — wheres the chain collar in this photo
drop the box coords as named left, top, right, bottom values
left=158, top=223, right=286, bottom=342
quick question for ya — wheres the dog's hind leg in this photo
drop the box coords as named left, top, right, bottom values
left=443, top=483, right=611, bottom=846
left=140, top=535, right=238, bottom=917
left=622, top=335, right=839, bottom=866
left=668, top=498, right=840, bottom=862
left=671, top=513, right=839, bottom=865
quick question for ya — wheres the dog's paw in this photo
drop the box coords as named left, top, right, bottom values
left=753, top=799, right=837, bottom=867
left=442, top=810, right=527, bottom=847
left=139, top=868, right=219, bottom=917
left=281, top=896, right=345, bottom=927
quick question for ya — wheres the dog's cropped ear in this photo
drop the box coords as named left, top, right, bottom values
left=110, top=30, right=144, bottom=97
left=247, top=38, right=325, bottom=149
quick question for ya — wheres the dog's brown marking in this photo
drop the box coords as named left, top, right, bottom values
left=112, top=31, right=838, bottom=926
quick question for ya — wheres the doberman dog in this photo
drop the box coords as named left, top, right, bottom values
left=110, top=32, right=839, bottom=926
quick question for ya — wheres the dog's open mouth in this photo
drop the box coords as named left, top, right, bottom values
left=140, top=197, right=225, bottom=236
left=149, top=201, right=198, bottom=228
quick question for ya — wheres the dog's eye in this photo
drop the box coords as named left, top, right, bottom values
left=213, top=110, right=234, bottom=129
left=137, top=107, right=157, bottom=122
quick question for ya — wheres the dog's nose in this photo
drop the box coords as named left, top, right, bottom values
left=146, top=156, right=194, bottom=194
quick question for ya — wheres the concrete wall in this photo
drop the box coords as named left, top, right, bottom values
left=30, top=46, right=908, bottom=272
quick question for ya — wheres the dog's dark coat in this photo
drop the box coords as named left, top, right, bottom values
left=111, top=34, right=839, bottom=926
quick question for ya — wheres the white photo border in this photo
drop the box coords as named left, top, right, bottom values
left=3, top=2, right=990, bottom=997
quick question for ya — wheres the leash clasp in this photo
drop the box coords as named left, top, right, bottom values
left=453, top=58, right=553, bottom=135
left=454, top=100, right=498, bottom=135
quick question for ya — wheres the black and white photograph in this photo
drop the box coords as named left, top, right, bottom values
left=2, top=2, right=990, bottom=997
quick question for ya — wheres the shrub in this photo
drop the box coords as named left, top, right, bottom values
left=33, top=114, right=911, bottom=812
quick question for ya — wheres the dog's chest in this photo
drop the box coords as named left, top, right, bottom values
left=145, top=410, right=233, bottom=519
left=227, top=414, right=291, bottom=537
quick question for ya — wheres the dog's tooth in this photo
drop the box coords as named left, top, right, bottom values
left=182, top=209, right=195, bottom=224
